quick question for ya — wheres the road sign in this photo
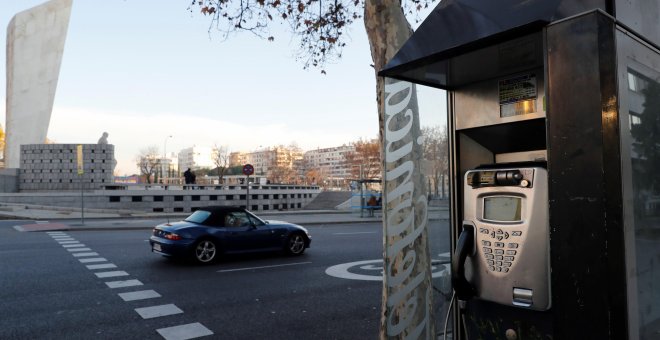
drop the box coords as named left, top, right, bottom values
left=242, top=164, right=254, bottom=176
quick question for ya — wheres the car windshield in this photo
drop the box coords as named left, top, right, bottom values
left=247, top=211, right=266, bottom=226
left=184, top=210, right=211, bottom=224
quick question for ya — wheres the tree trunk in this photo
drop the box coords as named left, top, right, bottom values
left=364, top=2, right=436, bottom=339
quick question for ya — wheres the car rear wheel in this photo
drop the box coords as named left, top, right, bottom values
left=194, top=239, right=217, bottom=264
left=286, top=234, right=306, bottom=255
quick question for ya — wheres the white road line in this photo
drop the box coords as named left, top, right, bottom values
left=86, top=263, right=117, bottom=270
left=58, top=241, right=80, bottom=244
left=217, top=261, right=312, bottom=273
left=53, top=238, right=75, bottom=241
left=12, top=226, right=24, bottom=232
left=67, top=247, right=93, bottom=252
left=36, top=221, right=50, bottom=224
left=118, top=290, right=161, bottom=302
left=135, top=304, right=183, bottom=319
left=46, top=231, right=65, bottom=234
left=62, top=244, right=86, bottom=248
left=157, top=322, right=214, bottom=340
left=73, top=252, right=99, bottom=257
left=333, top=232, right=378, bottom=235
left=79, top=257, right=107, bottom=263
left=106, top=279, right=143, bottom=289
left=95, top=271, right=129, bottom=278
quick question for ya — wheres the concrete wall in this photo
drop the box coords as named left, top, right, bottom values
left=0, top=186, right=321, bottom=213
left=19, top=144, right=115, bottom=191
left=0, top=168, right=19, bottom=193
left=4, top=0, right=72, bottom=168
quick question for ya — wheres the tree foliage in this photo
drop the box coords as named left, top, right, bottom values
left=344, top=138, right=380, bottom=179
left=190, top=0, right=435, bottom=72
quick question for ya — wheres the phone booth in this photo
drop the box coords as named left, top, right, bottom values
left=380, top=1, right=660, bottom=339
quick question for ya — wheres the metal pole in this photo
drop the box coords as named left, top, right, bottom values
left=246, top=175, right=250, bottom=209
left=80, top=174, right=84, bottom=225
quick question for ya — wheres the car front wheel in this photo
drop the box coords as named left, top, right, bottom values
left=286, top=234, right=306, bottom=255
left=194, top=239, right=217, bottom=264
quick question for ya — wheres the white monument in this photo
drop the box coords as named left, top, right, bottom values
left=4, top=0, right=73, bottom=168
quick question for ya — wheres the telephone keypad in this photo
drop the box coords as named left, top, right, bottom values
left=479, top=227, right=523, bottom=273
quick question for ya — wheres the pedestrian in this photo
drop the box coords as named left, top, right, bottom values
left=183, top=168, right=193, bottom=189
left=367, top=195, right=378, bottom=217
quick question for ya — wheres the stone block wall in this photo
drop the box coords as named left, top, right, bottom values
left=0, top=186, right=321, bottom=213
left=19, top=144, right=115, bottom=191
left=0, top=168, right=19, bottom=193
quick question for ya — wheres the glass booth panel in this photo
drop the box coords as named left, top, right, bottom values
left=617, top=30, right=660, bottom=340
left=381, top=77, right=451, bottom=338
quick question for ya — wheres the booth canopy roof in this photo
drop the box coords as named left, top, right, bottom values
left=379, top=0, right=609, bottom=89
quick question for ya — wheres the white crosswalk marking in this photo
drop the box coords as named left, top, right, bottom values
left=72, top=252, right=99, bottom=257
left=67, top=247, right=92, bottom=252
left=49, top=233, right=214, bottom=339
left=86, top=263, right=117, bottom=270
left=156, top=323, right=214, bottom=340
left=106, top=279, right=143, bottom=289
left=135, top=304, right=183, bottom=319
left=118, top=290, right=161, bottom=302
left=95, top=271, right=129, bottom=278
left=62, top=244, right=85, bottom=248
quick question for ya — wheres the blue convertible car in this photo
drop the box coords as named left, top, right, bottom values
left=150, top=206, right=311, bottom=264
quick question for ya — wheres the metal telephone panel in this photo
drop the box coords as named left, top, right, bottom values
left=463, top=166, right=551, bottom=311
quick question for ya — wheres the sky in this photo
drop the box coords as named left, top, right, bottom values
left=0, top=0, right=445, bottom=175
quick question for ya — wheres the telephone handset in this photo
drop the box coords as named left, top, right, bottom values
left=451, top=223, right=476, bottom=300
left=451, top=165, right=551, bottom=311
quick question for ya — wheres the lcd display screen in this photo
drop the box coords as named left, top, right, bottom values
left=483, top=196, right=522, bottom=222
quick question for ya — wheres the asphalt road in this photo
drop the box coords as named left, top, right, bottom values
left=0, top=218, right=452, bottom=340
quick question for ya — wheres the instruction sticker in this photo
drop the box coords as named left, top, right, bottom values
left=499, top=74, right=537, bottom=104
left=499, top=74, right=537, bottom=117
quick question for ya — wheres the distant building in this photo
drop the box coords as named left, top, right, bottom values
left=178, top=146, right=214, bottom=172
left=230, top=146, right=303, bottom=178
left=159, top=151, right=178, bottom=180
left=303, top=144, right=355, bottom=181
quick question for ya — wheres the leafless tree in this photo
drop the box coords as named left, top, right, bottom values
left=212, top=144, right=231, bottom=184
left=135, top=146, right=160, bottom=184
left=422, top=126, right=448, bottom=197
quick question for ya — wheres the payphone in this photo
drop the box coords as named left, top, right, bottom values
left=452, top=163, right=550, bottom=311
